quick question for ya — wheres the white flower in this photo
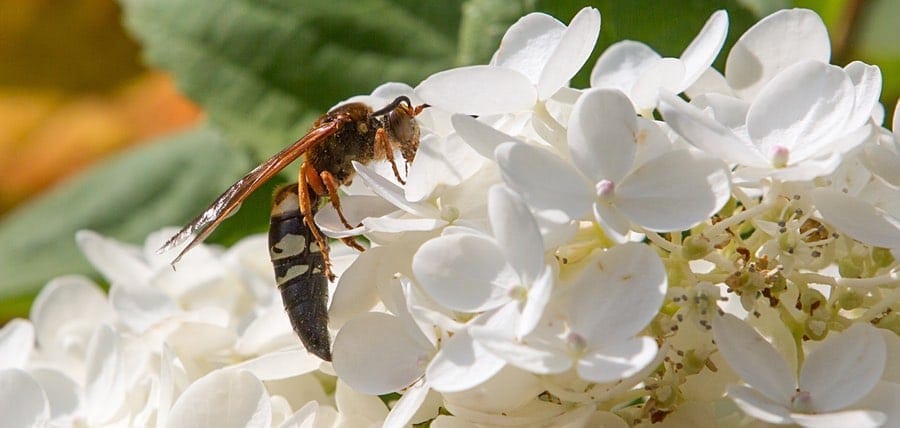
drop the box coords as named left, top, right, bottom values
left=714, top=314, right=888, bottom=427
left=412, top=185, right=554, bottom=338
left=471, top=242, right=666, bottom=383
left=659, top=9, right=882, bottom=184
left=591, top=10, right=729, bottom=114
left=415, top=7, right=601, bottom=115
left=724, top=8, right=832, bottom=100
left=499, top=87, right=731, bottom=242
left=812, top=188, right=900, bottom=249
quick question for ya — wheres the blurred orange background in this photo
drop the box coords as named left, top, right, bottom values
left=0, top=0, right=201, bottom=214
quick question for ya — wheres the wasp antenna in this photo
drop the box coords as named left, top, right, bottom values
left=371, top=95, right=413, bottom=117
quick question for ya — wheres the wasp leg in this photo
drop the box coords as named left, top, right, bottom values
left=340, top=236, right=366, bottom=251
left=320, top=170, right=358, bottom=230
left=299, top=163, right=335, bottom=281
left=375, top=127, right=406, bottom=185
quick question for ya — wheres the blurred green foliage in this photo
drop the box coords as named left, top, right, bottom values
left=0, top=0, right=897, bottom=321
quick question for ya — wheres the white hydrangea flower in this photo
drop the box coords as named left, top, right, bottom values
left=714, top=314, right=889, bottom=427
left=499, top=87, right=731, bottom=242
left=591, top=10, right=729, bottom=114
left=14, top=6, right=900, bottom=428
left=416, top=7, right=601, bottom=116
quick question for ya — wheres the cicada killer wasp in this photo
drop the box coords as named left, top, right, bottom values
left=159, top=96, right=427, bottom=360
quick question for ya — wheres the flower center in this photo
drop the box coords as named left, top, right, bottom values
left=770, top=145, right=790, bottom=168
left=791, top=389, right=814, bottom=413
left=439, top=204, right=460, bottom=222
left=595, top=179, right=615, bottom=200
left=508, top=285, right=528, bottom=302
left=565, top=332, right=588, bottom=356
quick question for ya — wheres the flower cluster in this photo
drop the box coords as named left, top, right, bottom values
left=2, top=7, right=899, bottom=428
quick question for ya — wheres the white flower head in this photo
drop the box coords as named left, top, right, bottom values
left=714, top=314, right=889, bottom=427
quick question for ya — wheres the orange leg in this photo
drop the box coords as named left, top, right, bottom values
left=299, top=163, right=335, bottom=280
left=340, top=236, right=366, bottom=251
left=320, top=170, right=357, bottom=230
left=375, top=127, right=406, bottom=184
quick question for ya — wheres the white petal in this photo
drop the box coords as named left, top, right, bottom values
left=690, top=93, right=750, bottom=129
left=616, top=149, right=731, bottom=231
left=0, top=319, right=33, bottom=369
left=469, top=321, right=570, bottom=375
left=383, top=379, right=431, bottom=428
left=109, top=283, right=179, bottom=333
left=496, top=142, right=593, bottom=222
left=84, top=325, right=127, bottom=424
left=412, top=234, right=514, bottom=312
left=679, top=10, right=729, bottom=87
left=332, top=312, right=431, bottom=395
left=426, top=331, right=506, bottom=393
left=451, top=114, right=522, bottom=160
left=76, top=230, right=152, bottom=285
left=29, top=368, right=79, bottom=420
left=492, top=12, right=566, bottom=83
left=631, top=58, right=686, bottom=111
left=592, top=201, right=631, bottom=243
left=865, top=143, right=900, bottom=187
left=576, top=336, right=658, bottom=383
left=335, top=379, right=389, bottom=421
left=748, top=61, right=855, bottom=162
left=712, top=314, right=796, bottom=404
left=685, top=67, right=733, bottom=98
left=725, top=8, right=830, bottom=99
left=315, top=195, right=394, bottom=237
left=790, top=410, right=886, bottom=428
left=0, top=368, right=49, bottom=427
left=230, top=349, right=320, bottom=381
left=567, top=88, right=637, bottom=182
left=799, top=323, right=886, bottom=412
left=517, top=266, right=554, bottom=338
left=489, top=186, right=544, bottom=283
left=860, top=382, right=900, bottom=427
left=813, top=188, right=900, bottom=249
left=30, top=276, right=114, bottom=356
left=277, top=401, right=318, bottom=428
left=328, top=247, right=385, bottom=328
left=844, top=61, right=883, bottom=129
left=537, top=7, right=601, bottom=99
left=353, top=162, right=439, bottom=218
left=590, top=40, right=660, bottom=92
left=363, top=216, right=447, bottom=234
left=168, top=369, right=271, bottom=428
left=406, top=133, right=485, bottom=202
left=658, top=91, right=768, bottom=167
left=442, top=365, right=542, bottom=414
left=568, top=243, right=667, bottom=342
left=416, top=66, right=537, bottom=115
left=727, top=384, right=793, bottom=424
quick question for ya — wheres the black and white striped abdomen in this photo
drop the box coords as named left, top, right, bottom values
left=268, top=183, right=331, bottom=361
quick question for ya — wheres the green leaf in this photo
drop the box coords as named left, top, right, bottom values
left=120, top=0, right=462, bottom=159
left=0, top=125, right=261, bottom=317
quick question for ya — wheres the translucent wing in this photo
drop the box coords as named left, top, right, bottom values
left=158, top=117, right=348, bottom=264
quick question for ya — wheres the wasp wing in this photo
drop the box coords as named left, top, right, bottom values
left=158, top=119, right=346, bottom=264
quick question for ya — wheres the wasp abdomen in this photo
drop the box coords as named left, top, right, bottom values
left=269, top=183, right=331, bottom=361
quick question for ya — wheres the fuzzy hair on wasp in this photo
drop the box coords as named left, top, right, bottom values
left=158, top=95, right=428, bottom=360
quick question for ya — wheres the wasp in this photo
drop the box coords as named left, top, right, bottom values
left=159, top=96, right=427, bottom=360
